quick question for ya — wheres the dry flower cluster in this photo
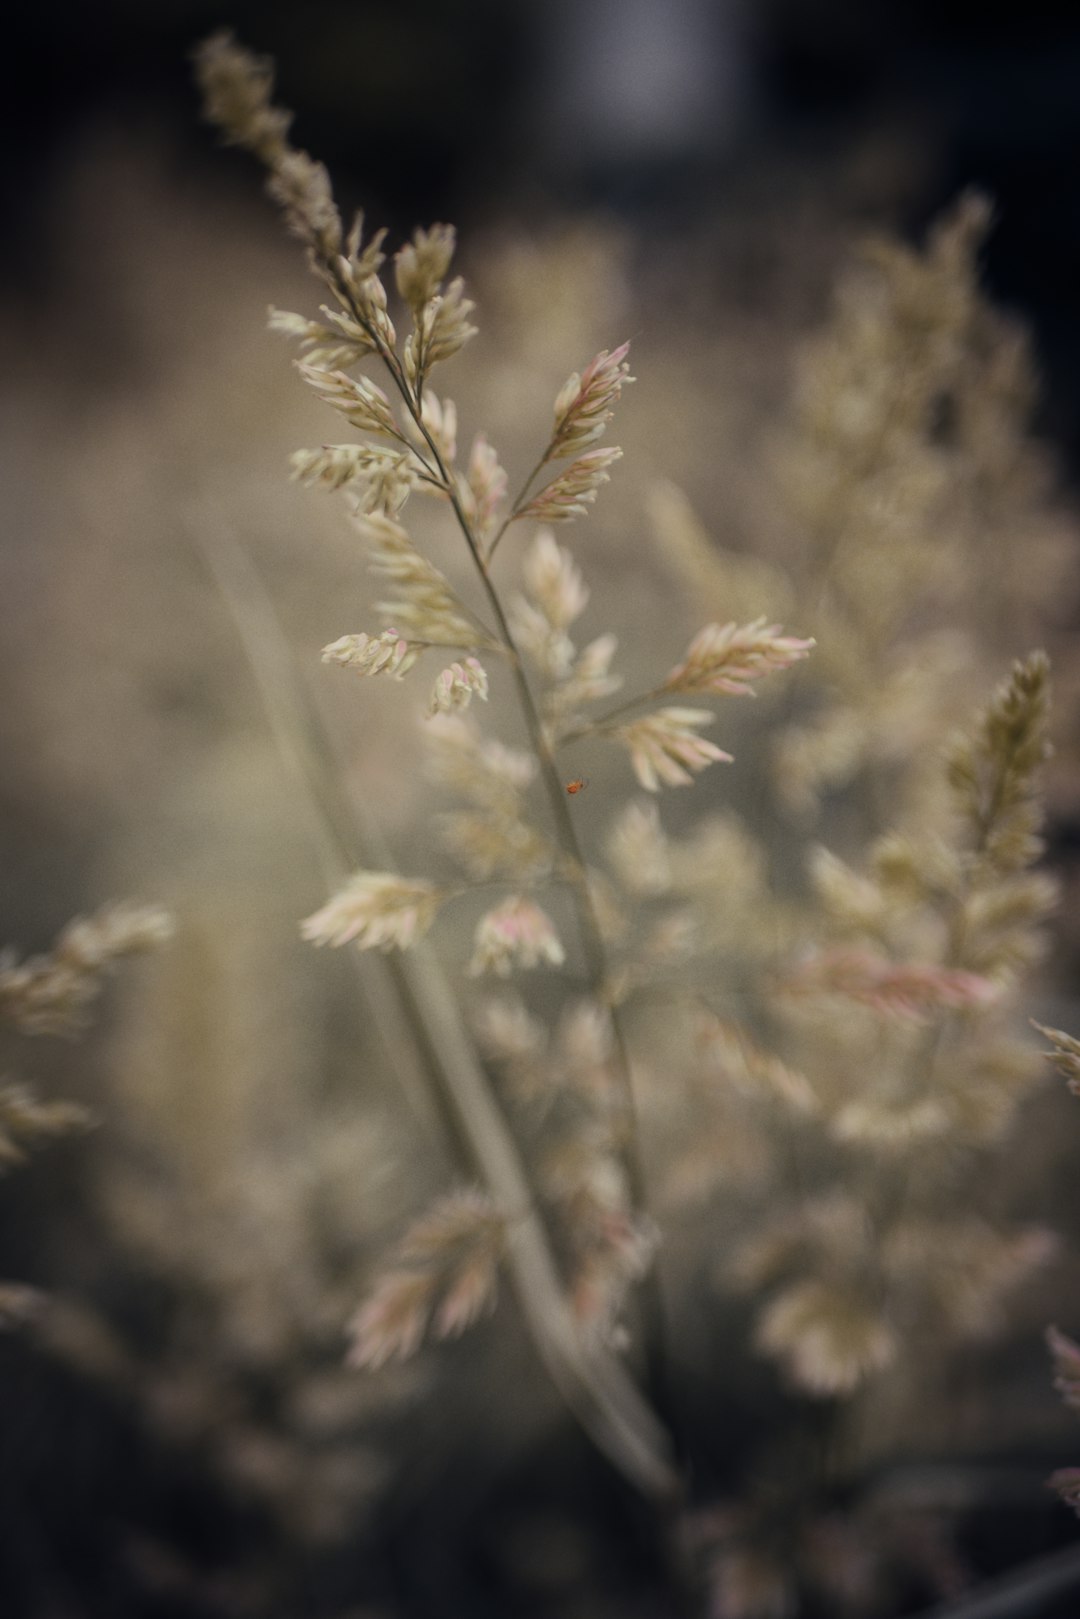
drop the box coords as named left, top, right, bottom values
left=194, top=28, right=812, bottom=1476
left=191, top=30, right=1080, bottom=1618
left=633, top=192, right=1079, bottom=1607
left=0, top=902, right=173, bottom=1037
left=730, top=654, right=1057, bottom=1399
left=0, top=904, right=171, bottom=1328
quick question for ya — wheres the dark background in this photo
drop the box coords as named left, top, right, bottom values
left=4, top=5, right=1080, bottom=1616
left=5, top=0, right=1080, bottom=459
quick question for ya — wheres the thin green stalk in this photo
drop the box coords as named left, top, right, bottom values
left=334, top=286, right=681, bottom=1453
left=196, top=513, right=683, bottom=1504
left=361, top=304, right=652, bottom=1176
left=558, top=682, right=672, bottom=745
left=485, top=447, right=551, bottom=562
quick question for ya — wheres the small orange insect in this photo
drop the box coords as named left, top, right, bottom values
left=565, top=777, right=588, bottom=795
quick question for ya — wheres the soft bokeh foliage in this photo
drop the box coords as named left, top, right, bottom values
left=2, top=32, right=1080, bottom=1619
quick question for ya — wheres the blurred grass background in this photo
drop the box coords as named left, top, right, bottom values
left=4, top=3, right=1080, bottom=1616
